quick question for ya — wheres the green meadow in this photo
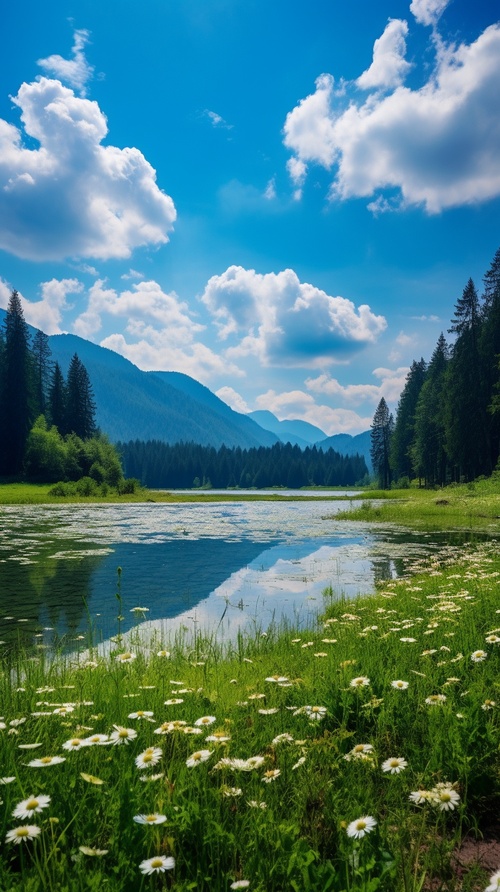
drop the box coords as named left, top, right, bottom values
left=1, top=516, right=500, bottom=890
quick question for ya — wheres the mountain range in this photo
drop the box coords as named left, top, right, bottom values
left=1, top=308, right=372, bottom=468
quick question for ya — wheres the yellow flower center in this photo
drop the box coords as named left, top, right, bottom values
left=151, top=857, right=164, bottom=868
left=143, top=754, right=153, bottom=763
left=118, top=729, right=129, bottom=738
left=356, top=820, right=367, bottom=831
left=26, top=799, right=39, bottom=809
left=146, top=815, right=157, bottom=823
left=17, top=828, right=30, bottom=837
left=41, top=757, right=53, bottom=764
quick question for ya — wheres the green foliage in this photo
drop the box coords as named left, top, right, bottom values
left=370, top=398, right=394, bottom=489
left=118, top=440, right=368, bottom=489
left=1, top=542, right=500, bottom=890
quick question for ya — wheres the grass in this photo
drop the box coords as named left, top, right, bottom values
left=2, top=542, right=500, bottom=890
left=334, top=476, right=500, bottom=532
left=0, top=482, right=353, bottom=505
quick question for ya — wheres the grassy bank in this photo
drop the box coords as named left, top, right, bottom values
left=1, top=542, right=500, bottom=891
left=335, top=477, right=500, bottom=532
left=0, top=482, right=357, bottom=505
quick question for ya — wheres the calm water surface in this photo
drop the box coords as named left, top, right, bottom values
left=0, top=496, right=476, bottom=651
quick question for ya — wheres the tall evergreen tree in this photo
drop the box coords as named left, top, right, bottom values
left=0, top=291, right=34, bottom=475
left=411, top=334, right=449, bottom=486
left=48, top=361, right=67, bottom=433
left=446, top=279, right=490, bottom=479
left=390, top=358, right=427, bottom=482
left=370, top=398, right=394, bottom=489
left=31, top=330, right=52, bottom=418
left=480, top=246, right=500, bottom=469
left=65, top=354, right=97, bottom=440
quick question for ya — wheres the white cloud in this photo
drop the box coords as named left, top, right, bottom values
left=203, top=109, right=233, bottom=129
left=357, top=19, right=411, bottom=90
left=100, top=331, right=242, bottom=382
left=37, top=29, right=94, bottom=95
left=73, top=279, right=205, bottom=340
left=200, top=265, right=386, bottom=368
left=254, top=389, right=372, bottom=435
left=284, top=22, right=500, bottom=213
left=410, top=0, right=450, bottom=27
left=0, top=277, right=82, bottom=334
left=411, top=314, right=440, bottom=321
left=0, top=75, right=176, bottom=260
left=215, top=386, right=251, bottom=414
left=264, top=177, right=276, bottom=200
left=306, top=365, right=409, bottom=407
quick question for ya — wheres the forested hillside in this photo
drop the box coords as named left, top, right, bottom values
left=118, top=440, right=368, bottom=489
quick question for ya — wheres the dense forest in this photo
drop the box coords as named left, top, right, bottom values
left=0, top=291, right=123, bottom=485
left=118, top=440, right=368, bottom=489
left=370, top=246, right=500, bottom=488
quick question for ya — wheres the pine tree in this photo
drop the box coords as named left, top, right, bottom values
left=31, top=330, right=53, bottom=418
left=370, top=398, right=394, bottom=489
left=48, top=362, right=67, bottom=433
left=446, top=279, right=490, bottom=479
left=411, top=334, right=449, bottom=486
left=0, top=291, right=34, bottom=475
left=66, top=354, right=97, bottom=440
left=390, top=358, right=427, bottom=482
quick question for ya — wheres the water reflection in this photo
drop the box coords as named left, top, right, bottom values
left=0, top=499, right=490, bottom=653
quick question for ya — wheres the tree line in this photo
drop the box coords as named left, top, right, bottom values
left=370, top=246, right=500, bottom=487
left=118, top=439, right=368, bottom=489
left=0, top=290, right=123, bottom=485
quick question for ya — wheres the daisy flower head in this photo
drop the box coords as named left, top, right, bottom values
left=164, top=698, right=184, bottom=706
left=265, top=675, right=288, bottom=683
left=206, top=732, right=231, bottom=743
left=425, top=694, right=447, bottom=706
left=139, top=855, right=175, bottom=875
left=485, top=870, right=500, bottom=891
left=350, top=676, right=370, bottom=688
left=84, top=733, right=109, bottom=746
left=431, top=784, right=460, bottom=811
left=391, top=680, right=409, bottom=690
left=110, top=726, right=137, bottom=745
left=262, top=769, right=281, bottom=783
left=135, top=747, right=162, bottom=770
left=62, top=737, right=87, bottom=751
left=230, top=882, right=250, bottom=889
left=13, top=795, right=51, bottom=820
left=194, top=716, right=216, bottom=727
left=6, top=825, right=41, bottom=845
left=28, top=756, right=66, bottom=767
left=346, top=815, right=377, bottom=839
left=79, top=846, right=108, bottom=856
left=186, top=749, right=212, bottom=767
left=156, top=649, right=171, bottom=658
left=382, top=757, right=407, bottom=775
left=471, top=650, right=488, bottom=662
left=482, top=700, right=496, bottom=710
left=115, top=652, right=136, bottom=663
left=133, top=813, right=167, bottom=825
left=409, top=789, right=433, bottom=805
left=485, top=635, right=500, bottom=645
left=128, top=710, right=154, bottom=720
left=304, top=705, right=327, bottom=720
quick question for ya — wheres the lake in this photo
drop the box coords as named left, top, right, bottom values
left=0, top=495, right=481, bottom=653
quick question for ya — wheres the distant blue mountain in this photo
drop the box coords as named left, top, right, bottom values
left=248, top=410, right=327, bottom=448
left=45, top=332, right=279, bottom=448
left=318, top=431, right=372, bottom=472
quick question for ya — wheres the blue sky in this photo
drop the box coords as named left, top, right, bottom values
left=1, top=0, right=499, bottom=435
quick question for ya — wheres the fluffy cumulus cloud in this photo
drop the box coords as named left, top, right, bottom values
left=283, top=16, right=500, bottom=212
left=37, top=29, right=94, bottom=95
left=254, top=389, right=373, bottom=435
left=0, top=277, right=83, bottom=334
left=200, top=265, right=386, bottom=367
left=0, top=73, right=176, bottom=260
left=410, top=0, right=450, bottom=27
left=215, top=386, right=251, bottom=414
left=306, top=365, right=409, bottom=406
left=72, top=278, right=242, bottom=382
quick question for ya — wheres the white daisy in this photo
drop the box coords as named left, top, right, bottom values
left=62, top=737, right=87, bottom=751
left=139, top=855, right=175, bottom=875
left=194, top=716, right=216, bottom=727
left=485, top=869, right=500, bottom=891
left=471, top=650, right=488, bottom=662
left=350, top=676, right=370, bottom=688
left=115, top=652, right=136, bottom=663
left=5, top=825, right=41, bottom=844
left=133, top=813, right=167, bottom=825
left=12, top=795, right=51, bottom=819
left=27, top=756, right=66, bottom=767
left=391, top=680, right=409, bottom=690
left=346, top=816, right=377, bottom=839
left=135, top=747, right=162, bottom=769
left=186, top=749, right=213, bottom=767
left=109, top=726, right=137, bottom=745
left=262, top=769, right=280, bottom=783
left=381, top=757, right=407, bottom=775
